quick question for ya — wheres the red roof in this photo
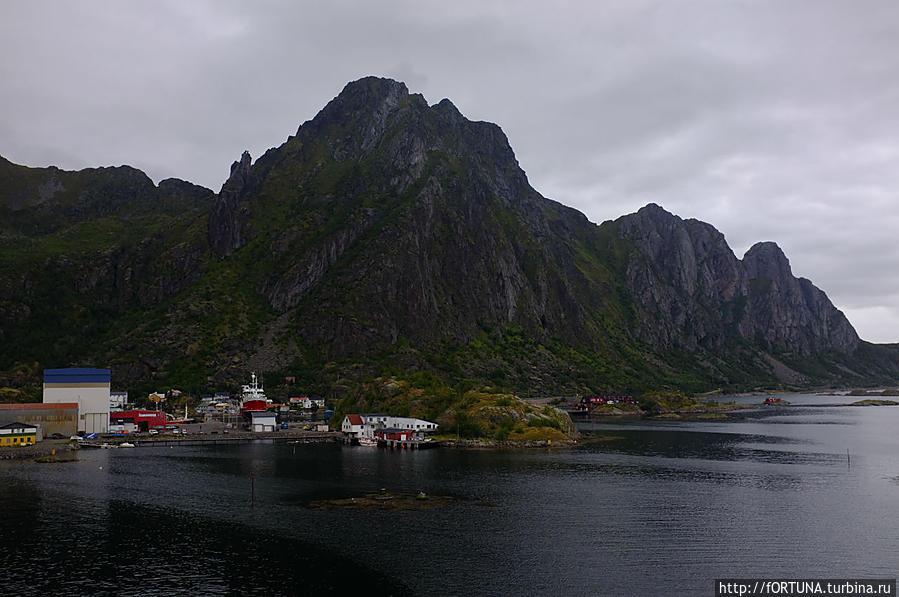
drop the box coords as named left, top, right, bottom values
left=0, top=402, right=79, bottom=410
left=347, top=414, right=363, bottom=425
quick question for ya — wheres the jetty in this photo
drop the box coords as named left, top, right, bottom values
left=377, top=437, right=438, bottom=450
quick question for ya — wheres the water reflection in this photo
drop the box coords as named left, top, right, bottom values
left=3, top=400, right=899, bottom=595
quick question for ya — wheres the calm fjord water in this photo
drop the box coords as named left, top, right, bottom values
left=2, top=394, right=898, bottom=596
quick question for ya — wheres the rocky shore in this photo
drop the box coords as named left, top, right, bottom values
left=0, top=440, right=78, bottom=461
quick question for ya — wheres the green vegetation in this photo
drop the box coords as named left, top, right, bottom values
left=634, top=391, right=744, bottom=416
left=848, top=399, right=899, bottom=406
left=438, top=391, right=575, bottom=442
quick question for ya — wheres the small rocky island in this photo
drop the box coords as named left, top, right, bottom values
left=304, top=489, right=455, bottom=511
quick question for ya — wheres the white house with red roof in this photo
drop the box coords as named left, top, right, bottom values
left=342, top=414, right=365, bottom=437
left=341, top=414, right=438, bottom=439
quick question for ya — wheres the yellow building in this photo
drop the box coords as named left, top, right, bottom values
left=0, top=421, right=38, bottom=446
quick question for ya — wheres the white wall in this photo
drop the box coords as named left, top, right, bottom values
left=44, top=386, right=110, bottom=433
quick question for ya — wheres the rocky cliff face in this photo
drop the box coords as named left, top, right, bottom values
left=742, top=241, right=859, bottom=354
left=1, top=77, right=896, bottom=396
left=209, top=150, right=253, bottom=259
left=617, top=203, right=746, bottom=350
left=616, top=203, right=858, bottom=357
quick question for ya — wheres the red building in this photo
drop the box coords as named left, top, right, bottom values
left=574, top=395, right=637, bottom=412
left=374, top=428, right=421, bottom=441
left=110, top=410, right=167, bottom=432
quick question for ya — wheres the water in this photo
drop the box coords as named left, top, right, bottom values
left=2, top=393, right=898, bottom=595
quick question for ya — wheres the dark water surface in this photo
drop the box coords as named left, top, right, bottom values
left=2, top=394, right=898, bottom=595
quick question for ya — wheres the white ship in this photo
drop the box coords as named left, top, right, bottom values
left=240, top=372, right=268, bottom=410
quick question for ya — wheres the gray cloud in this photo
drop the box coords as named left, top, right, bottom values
left=2, top=0, right=897, bottom=341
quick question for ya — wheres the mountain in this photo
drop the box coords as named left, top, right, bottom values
left=1, top=77, right=897, bottom=410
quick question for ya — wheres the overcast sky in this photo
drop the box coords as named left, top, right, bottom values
left=2, top=0, right=898, bottom=342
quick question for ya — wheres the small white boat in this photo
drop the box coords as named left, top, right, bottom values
left=119, top=442, right=135, bottom=448
left=358, top=437, right=378, bottom=447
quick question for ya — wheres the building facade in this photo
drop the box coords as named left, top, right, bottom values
left=374, top=428, right=422, bottom=441
left=110, top=391, right=128, bottom=411
left=246, top=411, right=277, bottom=432
left=341, top=414, right=365, bottom=436
left=341, top=414, right=438, bottom=439
left=0, top=421, right=38, bottom=446
left=289, top=397, right=326, bottom=409
left=0, top=403, right=78, bottom=437
left=109, top=410, right=167, bottom=432
left=43, top=368, right=111, bottom=434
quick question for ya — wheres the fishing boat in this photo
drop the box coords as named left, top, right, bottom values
left=240, top=372, right=268, bottom=411
left=358, top=437, right=378, bottom=447
left=240, top=372, right=278, bottom=432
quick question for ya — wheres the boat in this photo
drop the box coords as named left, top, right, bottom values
left=239, top=372, right=279, bottom=432
left=763, top=397, right=791, bottom=406
left=358, top=437, right=378, bottom=447
left=240, top=372, right=268, bottom=412
left=119, top=442, right=135, bottom=448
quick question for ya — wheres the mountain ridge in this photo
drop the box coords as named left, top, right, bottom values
left=1, top=76, right=897, bottom=408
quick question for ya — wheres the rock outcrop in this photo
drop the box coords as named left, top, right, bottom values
left=209, top=150, right=253, bottom=259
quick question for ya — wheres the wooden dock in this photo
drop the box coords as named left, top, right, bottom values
left=378, top=438, right=439, bottom=450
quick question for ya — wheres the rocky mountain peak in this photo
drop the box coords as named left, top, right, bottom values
left=222, top=150, right=252, bottom=194
left=743, top=241, right=792, bottom=281
left=432, top=98, right=464, bottom=123
left=209, top=150, right=254, bottom=259
left=333, top=76, right=410, bottom=111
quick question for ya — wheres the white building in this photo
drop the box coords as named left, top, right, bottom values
left=289, top=396, right=326, bottom=409
left=110, top=391, right=128, bottom=411
left=43, top=368, right=111, bottom=434
left=246, top=411, right=277, bottom=432
left=341, top=414, right=438, bottom=439
left=342, top=414, right=365, bottom=436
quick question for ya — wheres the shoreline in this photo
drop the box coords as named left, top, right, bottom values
left=569, top=402, right=752, bottom=418
left=438, top=437, right=579, bottom=449
left=0, top=440, right=78, bottom=461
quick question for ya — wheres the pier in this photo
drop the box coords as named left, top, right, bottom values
left=378, top=438, right=438, bottom=450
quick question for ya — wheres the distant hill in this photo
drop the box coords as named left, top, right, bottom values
left=1, top=76, right=897, bottom=414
